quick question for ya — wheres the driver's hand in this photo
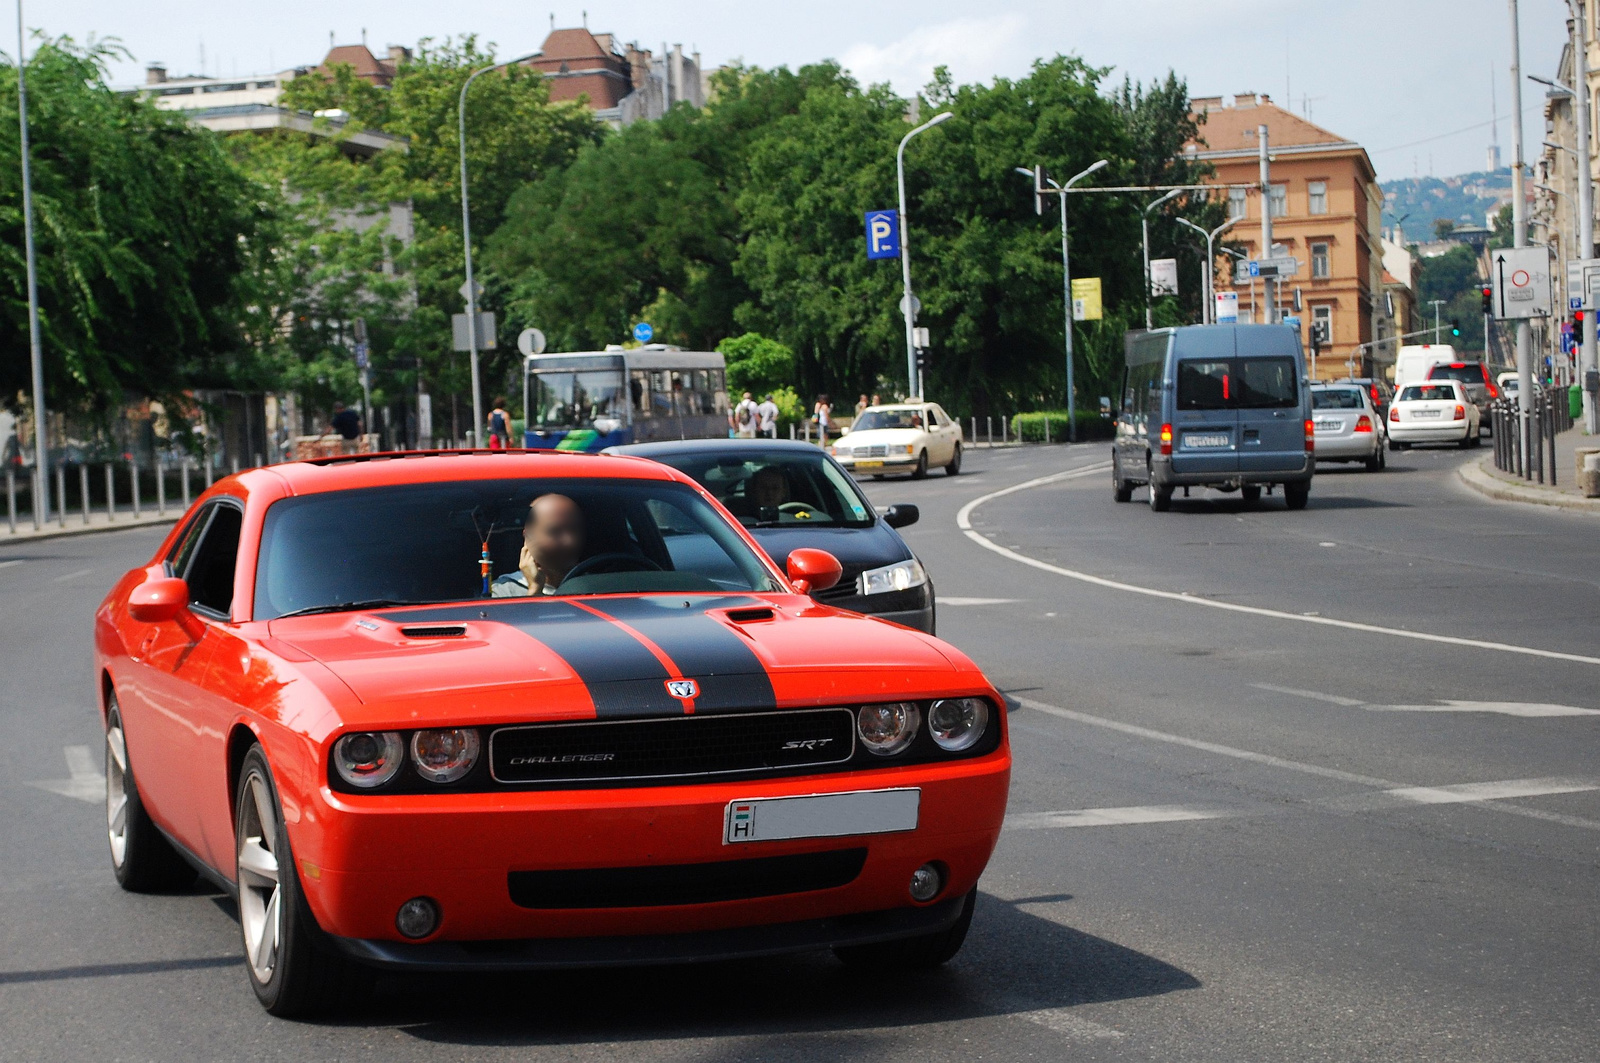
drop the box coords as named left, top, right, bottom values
left=519, top=544, right=547, bottom=595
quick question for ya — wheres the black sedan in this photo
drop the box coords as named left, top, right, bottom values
left=605, top=439, right=934, bottom=633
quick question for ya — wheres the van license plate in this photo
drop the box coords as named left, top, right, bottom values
left=1184, top=433, right=1231, bottom=449
left=725, top=788, right=920, bottom=844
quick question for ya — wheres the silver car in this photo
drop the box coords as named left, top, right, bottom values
left=1310, top=384, right=1386, bottom=471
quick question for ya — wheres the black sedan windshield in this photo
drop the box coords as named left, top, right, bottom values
left=641, top=449, right=875, bottom=529
left=254, top=477, right=780, bottom=620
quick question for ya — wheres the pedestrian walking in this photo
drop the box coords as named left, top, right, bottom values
left=733, top=391, right=760, bottom=438
left=487, top=396, right=512, bottom=450
left=328, top=401, right=363, bottom=455
left=813, top=394, right=832, bottom=446
left=757, top=393, right=779, bottom=439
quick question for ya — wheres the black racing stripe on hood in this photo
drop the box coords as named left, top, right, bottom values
left=375, top=600, right=681, bottom=717
left=581, top=596, right=776, bottom=714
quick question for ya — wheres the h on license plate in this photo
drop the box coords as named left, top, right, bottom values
left=1185, top=433, right=1231, bottom=449
left=725, top=788, right=920, bottom=844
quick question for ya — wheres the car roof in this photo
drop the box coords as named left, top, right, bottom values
left=861, top=404, right=935, bottom=412
left=241, top=449, right=687, bottom=498
left=606, top=439, right=831, bottom=458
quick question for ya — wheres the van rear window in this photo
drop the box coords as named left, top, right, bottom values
left=1176, top=357, right=1298, bottom=410
left=1236, top=358, right=1298, bottom=408
left=1176, top=361, right=1231, bottom=410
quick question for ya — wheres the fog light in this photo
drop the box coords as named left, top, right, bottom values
left=909, top=863, right=942, bottom=902
left=395, top=896, right=440, bottom=939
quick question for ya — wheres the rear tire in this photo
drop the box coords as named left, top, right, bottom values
left=911, top=451, right=929, bottom=479
left=1284, top=481, right=1310, bottom=510
left=1457, top=433, right=1473, bottom=449
left=236, top=746, right=372, bottom=1018
left=1365, top=448, right=1383, bottom=472
left=106, top=698, right=196, bottom=893
left=833, top=890, right=976, bottom=970
left=1148, top=483, right=1172, bottom=512
left=944, top=444, right=961, bottom=476
left=1112, top=455, right=1134, bottom=503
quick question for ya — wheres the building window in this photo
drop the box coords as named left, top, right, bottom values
left=1311, top=242, right=1331, bottom=279
left=1312, top=305, right=1333, bottom=344
left=1269, top=183, right=1288, bottom=217
left=1228, top=187, right=1248, bottom=219
left=1308, top=181, right=1328, bottom=215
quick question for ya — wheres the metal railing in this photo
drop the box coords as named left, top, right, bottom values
left=3, top=453, right=212, bottom=536
left=1490, top=388, right=1570, bottom=485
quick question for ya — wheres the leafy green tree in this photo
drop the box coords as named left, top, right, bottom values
left=717, top=332, right=797, bottom=394
left=0, top=38, right=267, bottom=419
left=1415, top=243, right=1485, bottom=351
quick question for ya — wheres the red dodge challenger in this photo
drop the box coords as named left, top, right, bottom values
left=94, top=451, right=1010, bottom=1016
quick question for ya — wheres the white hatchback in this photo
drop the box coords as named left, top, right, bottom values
left=1387, top=380, right=1481, bottom=450
left=831, top=403, right=963, bottom=478
left=1310, top=384, right=1386, bottom=470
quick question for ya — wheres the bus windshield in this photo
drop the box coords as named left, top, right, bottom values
left=533, top=370, right=627, bottom=430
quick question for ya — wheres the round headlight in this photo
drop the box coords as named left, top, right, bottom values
left=333, top=731, right=404, bottom=789
left=857, top=702, right=921, bottom=756
left=928, top=698, right=990, bottom=752
left=410, top=729, right=481, bottom=784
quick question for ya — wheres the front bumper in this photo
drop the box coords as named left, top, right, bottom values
left=295, top=751, right=1009, bottom=957
left=836, top=455, right=919, bottom=475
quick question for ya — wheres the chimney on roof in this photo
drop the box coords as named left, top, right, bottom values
left=145, top=62, right=167, bottom=84
left=388, top=44, right=411, bottom=65
left=361, top=28, right=368, bottom=47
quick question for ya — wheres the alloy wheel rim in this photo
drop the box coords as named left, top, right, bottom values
left=236, top=772, right=282, bottom=984
left=105, top=721, right=128, bottom=867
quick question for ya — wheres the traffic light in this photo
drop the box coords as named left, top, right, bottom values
left=1481, top=285, right=1493, bottom=315
left=1450, top=320, right=1461, bottom=338
left=1577, top=309, right=1587, bottom=345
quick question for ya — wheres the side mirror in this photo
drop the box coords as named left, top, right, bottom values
left=129, top=577, right=190, bottom=623
left=882, top=504, right=919, bottom=529
left=786, top=548, right=843, bottom=595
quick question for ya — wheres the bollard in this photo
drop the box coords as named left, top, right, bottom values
left=1548, top=394, right=1559, bottom=487
left=79, top=464, right=90, bottom=525
left=5, top=467, right=14, bottom=533
left=56, top=464, right=66, bottom=528
left=1003, top=416, right=1009, bottom=445
left=181, top=458, right=191, bottom=508
left=1044, top=417, right=1050, bottom=445
left=970, top=417, right=977, bottom=445
left=1584, top=452, right=1600, bottom=499
left=204, top=451, right=214, bottom=487
left=789, top=423, right=795, bottom=440
left=156, top=461, right=166, bottom=517
left=105, top=463, right=116, bottom=521
left=31, top=468, right=41, bottom=531
left=254, top=452, right=262, bottom=470
left=230, top=456, right=240, bottom=476
left=131, top=460, right=141, bottom=518
left=987, top=416, right=993, bottom=446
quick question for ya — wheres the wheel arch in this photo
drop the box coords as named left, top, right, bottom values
left=99, top=669, right=116, bottom=722
left=226, top=722, right=264, bottom=827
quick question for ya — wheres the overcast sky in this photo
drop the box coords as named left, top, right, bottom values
left=38, top=0, right=1574, bottom=181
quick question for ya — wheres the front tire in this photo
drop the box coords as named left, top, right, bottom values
left=1284, top=480, right=1310, bottom=510
left=834, top=889, right=976, bottom=970
left=236, top=746, right=370, bottom=1018
left=106, top=699, right=195, bottom=892
left=911, top=450, right=929, bottom=479
left=945, top=443, right=962, bottom=476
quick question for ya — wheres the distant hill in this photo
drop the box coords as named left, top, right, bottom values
left=1381, top=169, right=1514, bottom=243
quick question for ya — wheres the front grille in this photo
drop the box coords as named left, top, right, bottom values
left=861, top=444, right=888, bottom=458
left=813, top=565, right=866, bottom=603
left=508, top=848, right=868, bottom=908
left=489, top=708, right=856, bottom=784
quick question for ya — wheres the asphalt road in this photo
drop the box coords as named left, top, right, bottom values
left=2, top=444, right=1597, bottom=1061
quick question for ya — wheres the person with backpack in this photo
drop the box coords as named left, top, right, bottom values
left=733, top=391, right=759, bottom=438
left=487, top=397, right=512, bottom=450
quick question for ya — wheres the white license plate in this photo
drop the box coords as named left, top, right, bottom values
left=1315, top=419, right=1342, bottom=432
left=1184, top=433, right=1231, bottom=449
left=1413, top=409, right=1442, bottom=419
left=724, top=788, right=920, bottom=844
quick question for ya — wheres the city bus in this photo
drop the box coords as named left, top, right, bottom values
left=521, top=346, right=729, bottom=451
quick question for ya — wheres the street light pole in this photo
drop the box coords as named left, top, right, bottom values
left=1175, top=216, right=1238, bottom=325
left=1508, top=0, right=1535, bottom=469
left=1429, top=299, right=1447, bottom=343
left=16, top=0, right=47, bottom=525
left=896, top=110, right=953, bottom=400
left=459, top=50, right=539, bottom=447
left=1142, top=188, right=1183, bottom=329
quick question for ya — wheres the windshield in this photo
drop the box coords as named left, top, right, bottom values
left=1427, top=363, right=1486, bottom=385
left=853, top=409, right=926, bottom=431
left=533, top=370, right=627, bottom=430
left=1312, top=389, right=1364, bottom=409
left=253, top=478, right=781, bottom=620
left=647, top=449, right=875, bottom=529
left=1400, top=384, right=1458, bottom=402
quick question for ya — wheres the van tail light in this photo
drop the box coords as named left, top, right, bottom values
left=1389, top=406, right=1400, bottom=422
left=1355, top=415, right=1373, bottom=433
left=1159, top=423, right=1173, bottom=456
left=1304, top=418, right=1314, bottom=453
left=1454, top=404, right=1465, bottom=420
left=1486, top=381, right=1499, bottom=399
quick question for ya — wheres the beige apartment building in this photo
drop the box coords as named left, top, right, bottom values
left=1189, top=94, right=1390, bottom=379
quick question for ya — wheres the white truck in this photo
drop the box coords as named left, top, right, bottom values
left=1394, top=344, right=1455, bottom=386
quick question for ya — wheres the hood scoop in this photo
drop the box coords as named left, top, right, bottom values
left=399, top=624, right=467, bottom=639
left=725, top=607, right=776, bottom=623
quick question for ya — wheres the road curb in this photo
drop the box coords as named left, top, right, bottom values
left=0, top=514, right=178, bottom=546
left=1457, top=458, right=1600, bottom=515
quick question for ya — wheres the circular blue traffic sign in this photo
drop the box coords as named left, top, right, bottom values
left=633, top=322, right=654, bottom=343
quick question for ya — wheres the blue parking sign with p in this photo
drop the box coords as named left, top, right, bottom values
left=865, top=210, right=899, bottom=260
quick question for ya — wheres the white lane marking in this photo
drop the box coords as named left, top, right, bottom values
left=0, top=559, right=23, bottom=570
left=1008, top=804, right=1233, bottom=829
left=1014, top=1008, right=1126, bottom=1041
left=1251, top=682, right=1364, bottom=706
left=1256, top=683, right=1600, bottom=717
left=52, top=568, right=94, bottom=583
left=1328, top=778, right=1600, bottom=813
left=939, top=596, right=1020, bottom=606
left=29, top=744, right=104, bottom=803
left=1367, top=700, right=1600, bottom=718
left=1016, top=697, right=1600, bottom=831
left=957, top=472, right=1600, bottom=668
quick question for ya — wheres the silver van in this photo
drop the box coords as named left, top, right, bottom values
left=1112, top=324, right=1313, bottom=511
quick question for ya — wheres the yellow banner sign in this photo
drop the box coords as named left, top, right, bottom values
left=1070, top=277, right=1103, bottom=321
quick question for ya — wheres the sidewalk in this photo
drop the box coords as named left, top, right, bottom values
left=1457, top=425, right=1600, bottom=514
left=1, top=505, right=177, bottom=545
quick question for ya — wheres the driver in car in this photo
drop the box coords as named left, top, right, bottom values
left=748, top=466, right=815, bottom=522
left=492, top=493, right=585, bottom=597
